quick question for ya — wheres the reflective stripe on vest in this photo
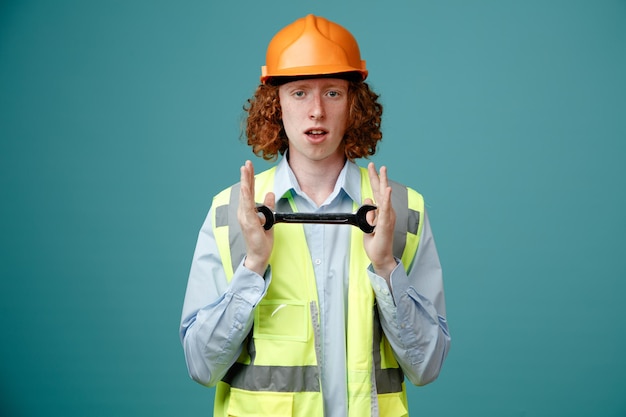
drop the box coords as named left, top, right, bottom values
left=211, top=166, right=424, bottom=417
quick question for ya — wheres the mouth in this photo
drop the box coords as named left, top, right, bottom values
left=305, top=129, right=328, bottom=139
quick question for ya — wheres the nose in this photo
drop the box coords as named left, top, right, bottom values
left=309, top=94, right=325, bottom=120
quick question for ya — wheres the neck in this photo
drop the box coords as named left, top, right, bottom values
left=288, top=155, right=346, bottom=207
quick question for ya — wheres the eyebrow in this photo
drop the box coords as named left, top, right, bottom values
left=287, top=80, right=348, bottom=90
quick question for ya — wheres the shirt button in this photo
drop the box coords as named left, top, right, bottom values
left=314, top=259, right=322, bottom=265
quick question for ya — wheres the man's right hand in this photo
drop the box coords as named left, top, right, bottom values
left=237, top=160, right=275, bottom=275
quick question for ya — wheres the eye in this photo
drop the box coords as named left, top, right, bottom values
left=327, top=90, right=340, bottom=98
left=293, top=90, right=305, bottom=98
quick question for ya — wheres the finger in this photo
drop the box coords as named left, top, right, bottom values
left=379, top=165, right=389, bottom=191
left=376, top=185, right=395, bottom=232
left=375, top=165, right=390, bottom=206
left=264, top=192, right=276, bottom=211
left=239, top=160, right=255, bottom=208
left=243, top=160, right=254, bottom=189
left=380, top=185, right=392, bottom=213
left=369, top=180, right=388, bottom=218
left=367, top=162, right=380, bottom=199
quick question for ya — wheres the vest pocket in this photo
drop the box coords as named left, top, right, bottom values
left=254, top=299, right=309, bottom=342
left=227, top=388, right=294, bottom=416
left=377, top=392, right=408, bottom=417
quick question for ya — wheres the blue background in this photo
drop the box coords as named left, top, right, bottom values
left=1, top=1, right=625, bottom=416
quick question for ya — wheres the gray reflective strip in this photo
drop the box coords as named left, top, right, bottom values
left=310, top=301, right=323, bottom=383
left=408, top=209, right=420, bottom=235
left=390, top=181, right=408, bottom=260
left=213, top=183, right=246, bottom=274
left=222, top=299, right=322, bottom=393
left=373, top=307, right=404, bottom=394
left=390, top=181, right=421, bottom=260
left=223, top=363, right=321, bottom=392
left=227, top=183, right=247, bottom=274
left=375, top=367, right=404, bottom=394
left=215, top=204, right=229, bottom=228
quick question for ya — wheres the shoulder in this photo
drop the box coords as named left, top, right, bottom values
left=387, top=179, right=424, bottom=208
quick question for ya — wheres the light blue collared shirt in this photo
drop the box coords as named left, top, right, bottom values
left=180, top=157, right=450, bottom=417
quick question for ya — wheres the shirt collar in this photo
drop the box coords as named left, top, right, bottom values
left=273, top=155, right=362, bottom=205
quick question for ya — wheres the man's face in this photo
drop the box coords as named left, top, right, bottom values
left=278, top=78, right=349, bottom=166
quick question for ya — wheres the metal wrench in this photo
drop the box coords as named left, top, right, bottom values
left=255, top=204, right=377, bottom=234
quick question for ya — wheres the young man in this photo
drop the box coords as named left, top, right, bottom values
left=180, top=14, right=450, bottom=417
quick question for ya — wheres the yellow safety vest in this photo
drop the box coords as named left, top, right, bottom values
left=211, top=166, right=424, bottom=417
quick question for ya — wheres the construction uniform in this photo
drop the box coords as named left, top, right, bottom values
left=180, top=157, right=450, bottom=416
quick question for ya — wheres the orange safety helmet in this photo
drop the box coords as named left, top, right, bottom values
left=261, top=14, right=368, bottom=84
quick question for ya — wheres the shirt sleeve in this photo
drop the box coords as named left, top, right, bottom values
left=367, top=209, right=451, bottom=386
left=179, top=206, right=271, bottom=387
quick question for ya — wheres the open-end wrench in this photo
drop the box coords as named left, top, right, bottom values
left=255, top=204, right=377, bottom=234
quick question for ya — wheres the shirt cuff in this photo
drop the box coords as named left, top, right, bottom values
left=368, top=259, right=412, bottom=305
left=367, top=260, right=400, bottom=306
left=228, top=257, right=272, bottom=307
